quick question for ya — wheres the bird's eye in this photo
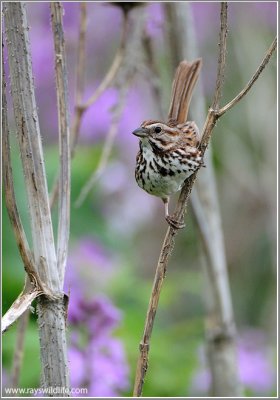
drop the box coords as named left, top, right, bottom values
left=154, top=126, right=162, bottom=134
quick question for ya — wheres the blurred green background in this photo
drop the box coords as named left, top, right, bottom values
left=2, top=2, right=277, bottom=397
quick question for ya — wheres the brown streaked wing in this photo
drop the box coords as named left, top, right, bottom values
left=178, top=121, right=200, bottom=147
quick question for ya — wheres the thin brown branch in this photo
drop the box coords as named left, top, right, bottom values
left=133, top=226, right=175, bottom=397
left=50, top=2, right=71, bottom=285
left=212, top=2, right=228, bottom=110
left=133, top=3, right=276, bottom=396
left=218, top=36, right=277, bottom=116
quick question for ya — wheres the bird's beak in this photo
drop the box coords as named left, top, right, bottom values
left=132, top=127, right=149, bottom=138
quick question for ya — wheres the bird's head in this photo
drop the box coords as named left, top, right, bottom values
left=132, top=120, right=182, bottom=151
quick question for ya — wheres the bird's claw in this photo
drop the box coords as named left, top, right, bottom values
left=166, top=215, right=185, bottom=229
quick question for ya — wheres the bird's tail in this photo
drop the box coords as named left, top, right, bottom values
left=168, top=59, right=202, bottom=124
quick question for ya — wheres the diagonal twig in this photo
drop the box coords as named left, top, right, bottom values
left=133, top=2, right=276, bottom=396
left=49, top=8, right=129, bottom=208
left=70, top=11, right=129, bottom=150
left=75, top=83, right=129, bottom=207
left=69, top=5, right=131, bottom=151
left=2, top=289, right=41, bottom=334
left=75, top=7, right=147, bottom=206
left=218, top=36, right=277, bottom=116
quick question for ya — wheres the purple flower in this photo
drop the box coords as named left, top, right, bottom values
left=64, top=238, right=130, bottom=396
left=68, top=296, right=129, bottom=396
left=88, top=337, right=130, bottom=396
left=83, top=296, right=122, bottom=337
left=64, top=238, right=116, bottom=325
left=70, top=238, right=113, bottom=271
left=238, top=329, right=275, bottom=392
left=79, top=88, right=119, bottom=143
left=64, top=238, right=114, bottom=299
left=68, top=347, right=86, bottom=388
left=68, top=295, right=121, bottom=335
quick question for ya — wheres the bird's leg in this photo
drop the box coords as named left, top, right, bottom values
left=162, top=197, right=185, bottom=229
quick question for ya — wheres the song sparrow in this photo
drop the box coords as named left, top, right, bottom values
left=132, top=60, right=203, bottom=229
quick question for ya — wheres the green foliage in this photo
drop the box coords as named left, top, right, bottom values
left=2, top=322, right=40, bottom=388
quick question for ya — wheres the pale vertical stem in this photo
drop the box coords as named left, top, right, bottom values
left=4, top=2, right=58, bottom=291
left=191, top=190, right=241, bottom=395
left=11, top=310, right=30, bottom=390
left=4, top=3, right=69, bottom=394
left=168, top=2, right=242, bottom=396
left=50, top=2, right=71, bottom=286
left=37, top=295, right=69, bottom=395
